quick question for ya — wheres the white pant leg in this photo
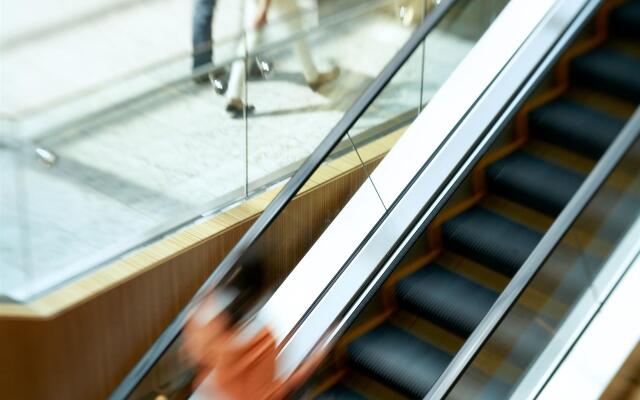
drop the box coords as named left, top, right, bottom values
left=227, top=0, right=260, bottom=102
left=272, top=0, right=319, bottom=82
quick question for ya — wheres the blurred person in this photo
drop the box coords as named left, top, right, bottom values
left=183, top=263, right=323, bottom=399
left=225, top=0, right=340, bottom=117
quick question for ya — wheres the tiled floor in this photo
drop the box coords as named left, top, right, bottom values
left=0, top=0, right=473, bottom=300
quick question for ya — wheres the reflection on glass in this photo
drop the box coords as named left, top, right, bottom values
left=348, top=0, right=509, bottom=209
left=128, top=128, right=387, bottom=398
left=247, top=0, right=417, bottom=194
left=1, top=0, right=416, bottom=301
left=447, top=139, right=640, bottom=399
left=118, top=1, right=513, bottom=396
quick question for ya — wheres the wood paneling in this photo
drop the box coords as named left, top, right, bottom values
left=0, top=129, right=404, bottom=399
left=602, top=341, right=640, bottom=400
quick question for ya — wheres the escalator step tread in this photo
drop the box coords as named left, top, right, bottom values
left=396, top=264, right=498, bottom=337
left=316, top=385, right=367, bottom=400
left=347, top=324, right=451, bottom=398
left=571, top=46, right=640, bottom=102
left=442, top=207, right=541, bottom=277
left=529, top=98, right=625, bottom=159
left=610, top=0, right=640, bottom=38
left=486, top=152, right=585, bottom=216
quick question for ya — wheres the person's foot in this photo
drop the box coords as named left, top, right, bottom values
left=226, top=99, right=255, bottom=119
left=192, top=67, right=228, bottom=95
left=192, top=73, right=210, bottom=85
left=308, top=66, right=340, bottom=92
left=210, top=68, right=228, bottom=95
left=250, top=57, right=274, bottom=79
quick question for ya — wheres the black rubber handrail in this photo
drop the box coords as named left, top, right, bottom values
left=110, top=1, right=462, bottom=397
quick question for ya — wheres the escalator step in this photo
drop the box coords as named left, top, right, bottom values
left=316, top=385, right=366, bottom=400
left=571, top=47, right=640, bottom=102
left=442, top=208, right=541, bottom=277
left=396, top=265, right=498, bottom=337
left=486, top=152, right=584, bottom=216
left=347, top=324, right=451, bottom=399
left=529, top=98, right=625, bottom=159
left=610, top=0, right=640, bottom=39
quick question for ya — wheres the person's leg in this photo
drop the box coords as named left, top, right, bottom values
left=292, top=41, right=319, bottom=83
left=226, top=0, right=260, bottom=114
left=274, top=0, right=338, bottom=90
left=272, top=0, right=319, bottom=82
left=192, top=0, right=216, bottom=70
left=226, top=58, right=246, bottom=102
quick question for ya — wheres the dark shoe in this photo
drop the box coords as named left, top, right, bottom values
left=250, top=57, right=274, bottom=79
left=192, top=73, right=210, bottom=85
left=226, top=99, right=255, bottom=119
left=211, top=69, right=228, bottom=95
left=192, top=67, right=228, bottom=95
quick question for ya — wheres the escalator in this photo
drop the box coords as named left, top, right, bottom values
left=112, top=1, right=640, bottom=399
left=314, top=1, right=640, bottom=397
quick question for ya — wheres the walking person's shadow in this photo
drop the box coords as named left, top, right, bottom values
left=249, top=68, right=374, bottom=118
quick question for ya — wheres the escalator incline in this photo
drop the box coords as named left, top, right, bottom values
left=315, top=1, right=640, bottom=398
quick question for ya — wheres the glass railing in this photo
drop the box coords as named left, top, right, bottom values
left=0, top=0, right=439, bottom=301
left=111, top=0, right=510, bottom=398
left=442, top=111, right=640, bottom=399
left=1, top=0, right=343, bottom=124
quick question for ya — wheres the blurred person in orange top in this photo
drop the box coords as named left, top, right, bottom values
left=183, top=263, right=323, bottom=399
